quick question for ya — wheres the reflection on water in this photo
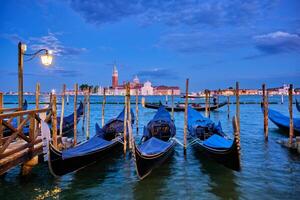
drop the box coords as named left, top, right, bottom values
left=133, top=155, right=175, bottom=200
left=193, top=149, right=240, bottom=200
left=1, top=95, right=300, bottom=199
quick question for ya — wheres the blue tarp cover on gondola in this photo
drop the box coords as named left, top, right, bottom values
left=103, top=107, right=135, bottom=127
left=138, top=137, right=172, bottom=156
left=62, top=135, right=113, bottom=160
left=268, top=108, right=300, bottom=132
left=62, top=108, right=131, bottom=160
left=203, top=134, right=233, bottom=149
left=143, top=106, right=176, bottom=138
left=56, top=101, right=84, bottom=126
left=187, top=106, right=223, bottom=137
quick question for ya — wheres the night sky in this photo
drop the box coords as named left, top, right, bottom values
left=0, top=0, right=299, bottom=92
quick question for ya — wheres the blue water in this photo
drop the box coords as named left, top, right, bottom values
left=0, top=95, right=300, bottom=199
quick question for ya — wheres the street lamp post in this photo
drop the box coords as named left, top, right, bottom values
left=17, top=41, right=53, bottom=110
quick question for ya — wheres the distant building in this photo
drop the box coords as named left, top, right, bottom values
left=141, top=81, right=154, bottom=95
left=112, top=64, right=118, bottom=88
left=268, top=84, right=290, bottom=95
left=103, top=65, right=180, bottom=95
left=154, top=86, right=180, bottom=95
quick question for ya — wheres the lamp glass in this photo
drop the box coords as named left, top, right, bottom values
left=40, top=53, right=53, bottom=66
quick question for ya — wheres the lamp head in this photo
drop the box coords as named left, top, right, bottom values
left=40, top=50, right=53, bottom=66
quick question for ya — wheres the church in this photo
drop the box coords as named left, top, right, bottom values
left=102, top=64, right=180, bottom=96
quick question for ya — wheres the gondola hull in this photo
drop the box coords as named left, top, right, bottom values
left=48, top=140, right=122, bottom=177
left=144, top=102, right=227, bottom=112
left=134, top=140, right=176, bottom=179
left=191, top=138, right=241, bottom=171
left=266, top=108, right=300, bottom=135
left=269, top=118, right=300, bottom=135
left=48, top=102, right=84, bottom=136
left=296, top=99, right=300, bottom=113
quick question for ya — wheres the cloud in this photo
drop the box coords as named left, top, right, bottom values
left=1, top=32, right=86, bottom=56
left=68, top=0, right=277, bottom=27
left=3, top=68, right=80, bottom=77
left=137, top=68, right=179, bottom=80
left=29, top=32, right=86, bottom=56
left=253, top=31, right=300, bottom=54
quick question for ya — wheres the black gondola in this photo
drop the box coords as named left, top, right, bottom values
left=48, top=107, right=134, bottom=177
left=264, top=107, right=300, bottom=135
left=47, top=101, right=84, bottom=135
left=134, top=106, right=176, bottom=179
left=144, top=101, right=227, bottom=112
left=188, top=106, right=241, bottom=171
left=296, top=99, right=300, bottom=113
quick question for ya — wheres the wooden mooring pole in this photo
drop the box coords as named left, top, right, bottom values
left=59, top=84, right=66, bottom=136
left=262, top=84, right=268, bottom=141
left=184, top=79, right=189, bottom=153
left=289, top=84, right=294, bottom=144
left=86, top=89, right=91, bottom=140
left=35, top=83, right=40, bottom=109
left=171, top=89, right=174, bottom=121
left=52, top=94, right=58, bottom=148
left=74, top=83, right=78, bottom=145
left=227, top=95, right=230, bottom=119
left=208, top=90, right=211, bottom=118
left=102, top=88, right=106, bottom=127
left=135, top=88, right=139, bottom=134
left=127, top=83, right=132, bottom=150
left=123, top=83, right=128, bottom=155
left=82, top=91, right=87, bottom=130
left=205, top=90, right=208, bottom=117
left=35, top=83, right=40, bottom=131
left=236, top=82, right=240, bottom=132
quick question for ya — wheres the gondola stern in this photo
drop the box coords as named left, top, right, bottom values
left=133, top=142, right=153, bottom=180
left=47, top=142, right=63, bottom=178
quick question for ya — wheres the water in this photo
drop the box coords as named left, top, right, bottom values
left=1, top=95, right=300, bottom=200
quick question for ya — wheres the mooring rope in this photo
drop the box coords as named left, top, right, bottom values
left=171, top=137, right=203, bottom=149
left=114, top=136, right=124, bottom=145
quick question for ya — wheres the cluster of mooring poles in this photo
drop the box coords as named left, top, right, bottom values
left=181, top=79, right=241, bottom=154
left=2, top=69, right=299, bottom=176
left=262, top=84, right=297, bottom=149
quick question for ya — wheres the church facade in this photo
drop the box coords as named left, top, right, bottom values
left=101, top=65, right=180, bottom=96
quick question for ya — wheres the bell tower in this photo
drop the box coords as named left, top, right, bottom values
left=112, top=64, right=118, bottom=88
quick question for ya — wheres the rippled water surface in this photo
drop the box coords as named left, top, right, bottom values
left=0, top=95, right=300, bottom=199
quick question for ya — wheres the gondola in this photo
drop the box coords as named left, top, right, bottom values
left=134, top=106, right=176, bottom=179
left=48, top=107, right=134, bottom=177
left=144, top=101, right=227, bottom=112
left=47, top=101, right=84, bottom=135
left=187, top=106, right=241, bottom=171
left=266, top=107, right=300, bottom=135
left=296, top=99, right=300, bottom=113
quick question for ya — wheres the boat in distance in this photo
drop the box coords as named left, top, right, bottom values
left=144, top=101, right=227, bottom=112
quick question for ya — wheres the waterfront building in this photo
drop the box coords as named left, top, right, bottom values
left=104, top=65, right=180, bottom=95
left=141, top=81, right=154, bottom=95
left=153, top=86, right=181, bottom=95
